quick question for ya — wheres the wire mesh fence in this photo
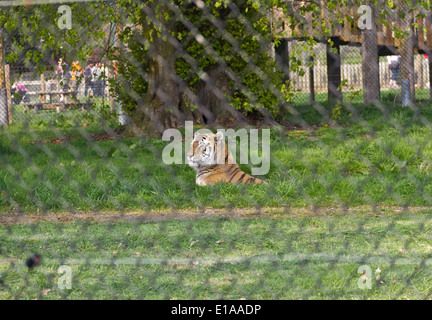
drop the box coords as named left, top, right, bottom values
left=1, top=0, right=432, bottom=301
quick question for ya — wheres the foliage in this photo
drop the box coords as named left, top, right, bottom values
left=2, top=0, right=432, bottom=123
left=108, top=0, right=288, bottom=118
left=175, top=0, right=287, bottom=116
left=0, top=3, right=109, bottom=72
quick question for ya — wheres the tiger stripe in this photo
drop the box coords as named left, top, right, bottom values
left=237, top=172, right=247, bottom=182
left=228, top=168, right=242, bottom=183
left=246, top=177, right=255, bottom=183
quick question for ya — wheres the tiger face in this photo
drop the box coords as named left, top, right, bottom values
left=187, top=131, right=233, bottom=170
left=187, top=132, right=217, bottom=170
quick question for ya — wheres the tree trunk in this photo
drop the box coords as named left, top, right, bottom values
left=361, top=2, right=380, bottom=104
left=132, top=3, right=185, bottom=137
left=193, top=64, right=247, bottom=126
left=399, top=1, right=415, bottom=106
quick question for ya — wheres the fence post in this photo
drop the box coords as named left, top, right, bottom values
left=426, top=15, right=432, bottom=101
left=40, top=73, right=46, bottom=103
left=275, top=38, right=290, bottom=83
left=5, top=64, right=11, bottom=124
left=326, top=37, right=343, bottom=103
left=0, top=30, right=8, bottom=126
left=309, top=55, right=315, bottom=103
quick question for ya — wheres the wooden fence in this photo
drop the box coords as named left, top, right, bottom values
left=12, top=71, right=110, bottom=102
left=12, top=57, right=431, bottom=103
left=290, top=57, right=430, bottom=94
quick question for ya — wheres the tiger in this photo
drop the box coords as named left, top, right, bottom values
left=187, top=131, right=267, bottom=186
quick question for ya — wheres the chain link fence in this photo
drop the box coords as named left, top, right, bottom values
left=1, top=0, right=432, bottom=301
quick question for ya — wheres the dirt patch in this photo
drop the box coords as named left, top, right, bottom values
left=1, top=206, right=431, bottom=225
left=29, top=127, right=131, bottom=145
left=26, top=123, right=328, bottom=146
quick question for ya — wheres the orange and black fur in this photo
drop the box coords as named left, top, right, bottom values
left=187, top=131, right=266, bottom=186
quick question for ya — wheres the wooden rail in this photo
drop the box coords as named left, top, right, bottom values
left=272, top=1, right=432, bottom=53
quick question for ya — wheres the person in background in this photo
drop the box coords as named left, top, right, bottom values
left=11, top=81, right=28, bottom=104
left=57, top=58, right=71, bottom=102
left=93, top=63, right=104, bottom=97
left=56, top=57, right=63, bottom=78
left=387, top=55, right=400, bottom=89
left=91, top=63, right=99, bottom=97
left=99, top=63, right=107, bottom=98
left=84, top=63, right=94, bottom=97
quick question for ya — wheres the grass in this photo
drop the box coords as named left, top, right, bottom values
left=1, top=211, right=432, bottom=299
left=290, top=88, right=432, bottom=106
left=3, top=98, right=432, bottom=212
left=2, top=94, right=432, bottom=299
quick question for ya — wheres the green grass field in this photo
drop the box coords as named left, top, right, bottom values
left=2, top=95, right=432, bottom=299
left=1, top=210, right=432, bottom=299
left=3, top=98, right=432, bottom=212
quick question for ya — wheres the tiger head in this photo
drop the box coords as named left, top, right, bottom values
left=187, top=131, right=235, bottom=170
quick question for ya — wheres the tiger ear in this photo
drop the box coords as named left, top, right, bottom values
left=216, top=131, right=224, bottom=141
